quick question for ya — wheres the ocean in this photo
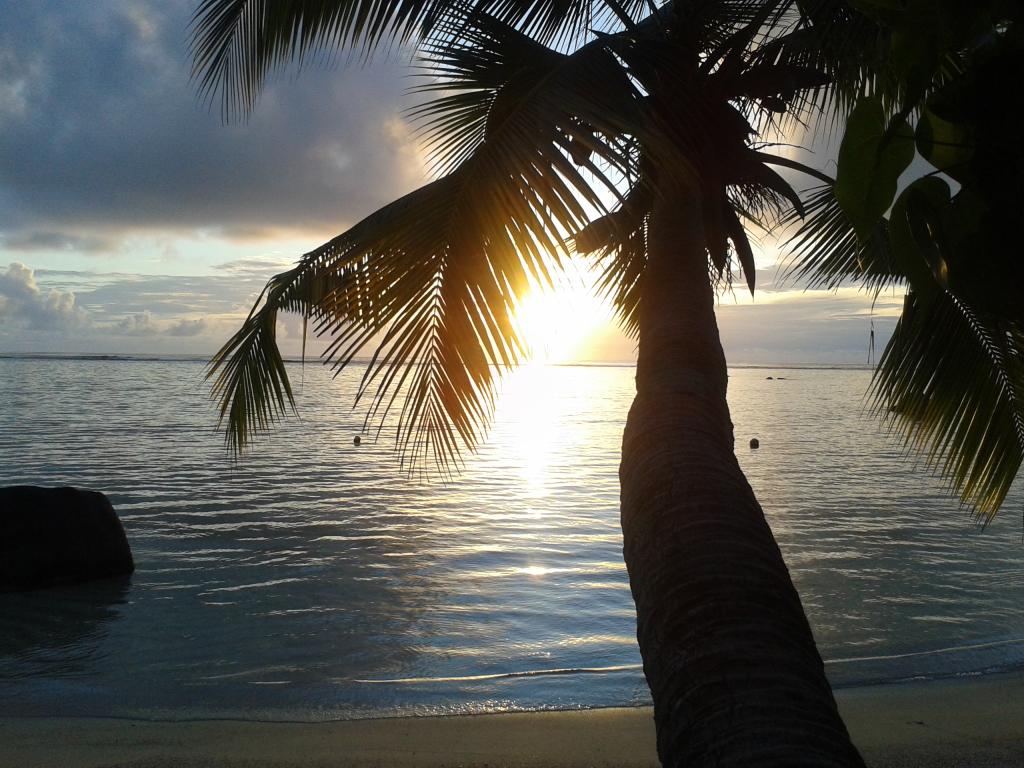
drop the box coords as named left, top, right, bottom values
left=1, top=356, right=1022, bottom=721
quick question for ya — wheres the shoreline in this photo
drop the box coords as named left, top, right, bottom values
left=2, top=672, right=1021, bottom=767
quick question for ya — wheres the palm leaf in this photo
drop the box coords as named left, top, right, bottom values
left=411, top=12, right=640, bottom=177
left=208, top=19, right=642, bottom=469
left=750, top=3, right=881, bottom=129
left=572, top=174, right=650, bottom=337
left=873, top=291, right=1024, bottom=521
left=190, top=0, right=439, bottom=117
left=782, top=183, right=899, bottom=293
left=781, top=180, right=1024, bottom=520
left=208, top=256, right=362, bottom=454
left=190, top=0, right=646, bottom=118
left=208, top=170, right=526, bottom=468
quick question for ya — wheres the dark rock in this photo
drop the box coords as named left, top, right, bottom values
left=353, top=435, right=361, bottom=446
left=749, top=438, right=760, bottom=449
left=0, top=486, right=134, bottom=592
left=766, top=376, right=773, bottom=380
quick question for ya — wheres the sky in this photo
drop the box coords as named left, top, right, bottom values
left=0, top=0, right=904, bottom=364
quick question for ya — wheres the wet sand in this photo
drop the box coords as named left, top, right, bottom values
left=1, top=671, right=1021, bottom=767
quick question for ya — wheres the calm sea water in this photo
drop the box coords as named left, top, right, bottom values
left=0, top=357, right=1022, bottom=721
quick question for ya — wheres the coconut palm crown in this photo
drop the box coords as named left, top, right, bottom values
left=198, top=0, right=829, bottom=466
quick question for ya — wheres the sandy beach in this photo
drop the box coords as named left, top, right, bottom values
left=1, top=672, right=1021, bottom=768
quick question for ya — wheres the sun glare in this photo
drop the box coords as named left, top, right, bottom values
left=513, top=278, right=611, bottom=364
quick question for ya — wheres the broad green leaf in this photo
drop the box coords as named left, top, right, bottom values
left=847, top=0, right=905, bottom=22
left=835, top=96, right=915, bottom=242
left=887, top=176, right=952, bottom=301
left=938, top=188, right=989, bottom=301
left=915, top=106, right=972, bottom=178
left=889, top=24, right=938, bottom=97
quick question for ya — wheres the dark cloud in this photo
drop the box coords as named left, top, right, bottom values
left=0, top=231, right=118, bottom=253
left=0, top=1, right=424, bottom=245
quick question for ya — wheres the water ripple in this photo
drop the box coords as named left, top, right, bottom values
left=1, top=360, right=1022, bottom=719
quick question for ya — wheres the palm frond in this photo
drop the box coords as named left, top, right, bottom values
left=190, top=0, right=642, bottom=119
left=208, top=170, right=526, bottom=468
left=412, top=12, right=643, bottom=177
left=208, top=260, right=353, bottom=454
left=781, top=183, right=900, bottom=293
left=595, top=221, right=646, bottom=338
left=873, top=291, right=1024, bottom=521
left=190, top=0, right=438, bottom=118
left=456, top=0, right=650, bottom=44
left=209, top=17, right=643, bottom=469
left=573, top=177, right=650, bottom=337
left=780, top=181, right=1023, bottom=520
left=755, top=1, right=882, bottom=126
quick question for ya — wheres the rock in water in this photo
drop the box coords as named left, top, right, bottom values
left=0, top=486, right=134, bottom=591
left=749, top=438, right=760, bottom=449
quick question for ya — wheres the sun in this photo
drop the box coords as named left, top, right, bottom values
left=513, top=278, right=612, bottom=364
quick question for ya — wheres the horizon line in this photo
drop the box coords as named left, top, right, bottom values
left=0, top=351, right=877, bottom=371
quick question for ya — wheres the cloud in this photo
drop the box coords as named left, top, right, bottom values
left=166, top=317, right=208, bottom=337
left=0, top=263, right=249, bottom=350
left=0, top=1, right=426, bottom=248
left=716, top=290, right=899, bottom=364
left=71, top=269, right=273, bottom=319
left=1, top=231, right=117, bottom=253
left=0, top=262, right=85, bottom=329
left=213, top=257, right=295, bottom=277
left=2, top=256, right=907, bottom=364
left=590, top=286, right=901, bottom=365
left=113, top=311, right=160, bottom=336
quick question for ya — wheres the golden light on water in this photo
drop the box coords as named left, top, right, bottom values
left=494, top=354, right=611, bottom=501
left=519, top=565, right=551, bottom=577
left=498, top=361, right=561, bottom=498
left=484, top=273, right=619, bottom=520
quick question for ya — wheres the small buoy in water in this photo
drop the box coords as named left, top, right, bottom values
left=766, top=376, right=773, bottom=380
left=353, top=435, right=361, bottom=446
left=749, top=438, right=760, bottom=449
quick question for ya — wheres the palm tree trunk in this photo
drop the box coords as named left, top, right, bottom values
left=620, top=180, right=866, bottom=767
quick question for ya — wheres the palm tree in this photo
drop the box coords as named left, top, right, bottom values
left=191, top=1, right=1021, bottom=765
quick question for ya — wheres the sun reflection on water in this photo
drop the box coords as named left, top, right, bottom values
left=519, top=565, right=551, bottom=577
left=494, top=362, right=565, bottom=498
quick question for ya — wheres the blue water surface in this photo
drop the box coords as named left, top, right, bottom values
left=1, top=358, right=1022, bottom=720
